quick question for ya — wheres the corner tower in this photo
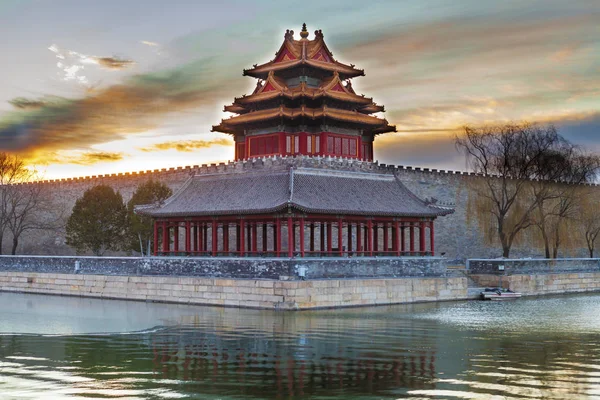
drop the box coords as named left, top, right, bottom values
left=212, top=24, right=395, bottom=161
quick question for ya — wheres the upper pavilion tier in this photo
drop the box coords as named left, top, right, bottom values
left=224, top=71, right=384, bottom=115
left=212, top=24, right=395, bottom=162
left=243, top=26, right=364, bottom=80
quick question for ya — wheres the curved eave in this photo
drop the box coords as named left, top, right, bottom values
left=211, top=124, right=237, bottom=135
left=214, top=107, right=391, bottom=128
left=140, top=203, right=453, bottom=218
left=359, top=105, right=385, bottom=114
left=373, top=125, right=397, bottom=135
left=243, top=59, right=364, bottom=79
left=227, top=93, right=377, bottom=115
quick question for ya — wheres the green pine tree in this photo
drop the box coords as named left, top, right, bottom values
left=66, top=185, right=127, bottom=256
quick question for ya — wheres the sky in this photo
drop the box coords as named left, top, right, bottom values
left=0, top=0, right=598, bottom=179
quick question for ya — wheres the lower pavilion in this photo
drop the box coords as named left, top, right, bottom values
left=137, top=25, right=453, bottom=257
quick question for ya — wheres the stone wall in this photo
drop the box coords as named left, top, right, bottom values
left=0, top=255, right=446, bottom=279
left=0, top=271, right=467, bottom=310
left=470, top=272, right=600, bottom=296
left=467, top=258, right=600, bottom=275
left=7, top=156, right=596, bottom=260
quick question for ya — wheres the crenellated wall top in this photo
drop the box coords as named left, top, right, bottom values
left=7, top=155, right=598, bottom=188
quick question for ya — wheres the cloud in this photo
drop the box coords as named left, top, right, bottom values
left=139, top=138, right=233, bottom=152
left=9, top=97, right=47, bottom=110
left=42, top=151, right=126, bottom=166
left=94, top=57, right=135, bottom=70
left=48, top=44, right=135, bottom=85
left=0, top=58, right=238, bottom=160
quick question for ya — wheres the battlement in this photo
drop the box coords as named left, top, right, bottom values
left=8, top=155, right=598, bottom=188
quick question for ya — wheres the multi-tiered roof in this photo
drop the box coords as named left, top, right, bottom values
left=138, top=26, right=452, bottom=260
left=212, top=24, right=395, bottom=161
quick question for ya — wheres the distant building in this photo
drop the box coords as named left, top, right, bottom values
left=137, top=24, right=453, bottom=257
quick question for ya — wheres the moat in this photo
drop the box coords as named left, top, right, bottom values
left=1, top=292, right=599, bottom=399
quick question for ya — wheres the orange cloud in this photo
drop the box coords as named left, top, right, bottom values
left=0, top=59, right=238, bottom=160
left=139, top=138, right=233, bottom=152
left=39, top=151, right=126, bottom=166
left=94, top=56, right=135, bottom=70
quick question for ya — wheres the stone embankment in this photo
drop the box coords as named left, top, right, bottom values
left=0, top=255, right=466, bottom=310
left=0, top=271, right=466, bottom=310
left=468, top=258, right=600, bottom=296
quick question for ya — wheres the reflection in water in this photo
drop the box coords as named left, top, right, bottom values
left=0, top=292, right=599, bottom=399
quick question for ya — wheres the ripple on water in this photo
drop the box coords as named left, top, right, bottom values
left=0, top=292, right=600, bottom=399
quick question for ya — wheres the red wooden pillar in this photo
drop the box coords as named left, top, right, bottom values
left=420, top=221, right=426, bottom=255
left=162, top=221, right=169, bottom=254
left=275, top=218, right=281, bottom=256
left=153, top=221, right=158, bottom=256
left=309, top=223, right=315, bottom=253
left=356, top=223, right=362, bottom=255
left=409, top=223, right=415, bottom=255
left=383, top=222, right=389, bottom=253
left=299, top=218, right=305, bottom=257
left=212, top=221, right=218, bottom=256
left=373, top=223, right=379, bottom=254
left=252, top=223, right=258, bottom=255
left=430, top=220, right=435, bottom=256
left=185, top=221, right=191, bottom=254
left=236, top=223, right=241, bottom=253
left=203, top=224, right=208, bottom=253
left=320, top=222, right=325, bottom=254
left=393, top=221, right=400, bottom=256
left=173, top=222, right=179, bottom=254
left=367, top=220, right=373, bottom=256
left=223, top=223, right=229, bottom=255
left=193, top=224, right=198, bottom=253
left=347, top=223, right=352, bottom=253
left=199, top=223, right=204, bottom=253
left=401, top=224, right=405, bottom=254
left=239, top=219, right=245, bottom=257
left=246, top=223, right=252, bottom=253
left=327, top=222, right=332, bottom=255
left=262, top=223, right=268, bottom=252
left=364, top=225, right=368, bottom=253
left=287, top=217, right=294, bottom=258
left=338, top=218, right=343, bottom=256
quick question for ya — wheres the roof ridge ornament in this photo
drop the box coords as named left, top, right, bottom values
left=300, top=23, right=309, bottom=39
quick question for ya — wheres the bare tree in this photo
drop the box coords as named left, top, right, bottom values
left=577, top=189, right=600, bottom=257
left=0, top=153, right=57, bottom=255
left=456, top=123, right=599, bottom=258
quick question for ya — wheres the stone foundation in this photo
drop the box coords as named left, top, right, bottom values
left=0, top=271, right=467, bottom=310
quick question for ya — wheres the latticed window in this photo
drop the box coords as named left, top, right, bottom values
left=307, top=136, right=312, bottom=153
left=349, top=139, right=357, bottom=156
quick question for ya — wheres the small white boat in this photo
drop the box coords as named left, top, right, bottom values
left=481, top=288, right=522, bottom=301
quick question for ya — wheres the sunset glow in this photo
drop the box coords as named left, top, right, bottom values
left=0, top=0, right=598, bottom=179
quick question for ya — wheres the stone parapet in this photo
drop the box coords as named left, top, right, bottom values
left=467, top=258, right=600, bottom=275
left=0, top=255, right=447, bottom=279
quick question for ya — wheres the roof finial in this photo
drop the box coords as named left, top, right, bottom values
left=300, top=23, right=309, bottom=39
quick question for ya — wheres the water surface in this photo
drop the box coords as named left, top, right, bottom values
left=1, top=291, right=599, bottom=399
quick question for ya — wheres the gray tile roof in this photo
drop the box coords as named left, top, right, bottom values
left=136, top=168, right=453, bottom=218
